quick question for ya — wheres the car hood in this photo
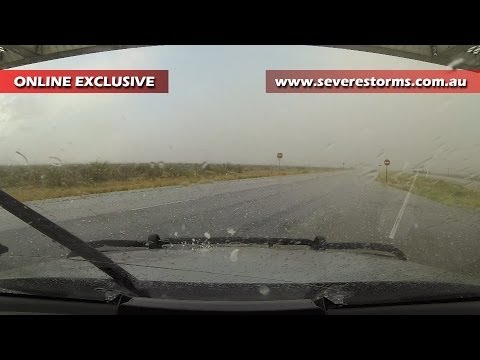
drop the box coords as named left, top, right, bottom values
left=1, top=245, right=479, bottom=286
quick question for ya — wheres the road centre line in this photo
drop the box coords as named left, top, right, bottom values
left=130, top=198, right=199, bottom=211
left=388, top=172, right=418, bottom=239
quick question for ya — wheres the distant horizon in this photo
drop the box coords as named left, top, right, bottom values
left=0, top=161, right=467, bottom=176
left=0, top=160, right=343, bottom=168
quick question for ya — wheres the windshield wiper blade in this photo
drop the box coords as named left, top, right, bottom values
left=0, top=243, right=8, bottom=255
left=0, top=189, right=148, bottom=297
left=74, top=236, right=323, bottom=251
left=312, top=237, right=408, bottom=261
left=68, top=234, right=407, bottom=261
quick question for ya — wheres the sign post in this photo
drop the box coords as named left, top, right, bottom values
left=384, top=159, right=390, bottom=182
left=277, top=153, right=283, bottom=167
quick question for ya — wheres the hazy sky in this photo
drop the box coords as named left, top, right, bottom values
left=0, top=45, right=478, bottom=174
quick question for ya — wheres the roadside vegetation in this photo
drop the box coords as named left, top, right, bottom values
left=0, top=162, right=342, bottom=202
left=376, top=171, right=480, bottom=209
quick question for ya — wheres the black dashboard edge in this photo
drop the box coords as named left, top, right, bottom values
left=2, top=293, right=480, bottom=314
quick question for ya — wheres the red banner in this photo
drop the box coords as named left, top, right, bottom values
left=266, top=70, right=480, bottom=93
left=0, top=70, right=168, bottom=93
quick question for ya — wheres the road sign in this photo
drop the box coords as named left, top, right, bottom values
left=383, top=159, right=390, bottom=183
left=276, top=153, right=283, bottom=167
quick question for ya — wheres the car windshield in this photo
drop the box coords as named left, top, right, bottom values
left=1, top=45, right=480, bottom=304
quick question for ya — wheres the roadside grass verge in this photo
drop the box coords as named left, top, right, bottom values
left=0, top=162, right=342, bottom=202
left=376, top=171, right=480, bottom=209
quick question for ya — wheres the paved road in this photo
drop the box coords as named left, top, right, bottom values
left=1, top=170, right=480, bottom=277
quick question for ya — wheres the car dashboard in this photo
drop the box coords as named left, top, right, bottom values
left=2, top=293, right=480, bottom=315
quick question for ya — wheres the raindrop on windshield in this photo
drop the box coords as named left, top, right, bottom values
left=227, top=228, right=236, bottom=235
left=199, top=247, right=211, bottom=254
left=204, top=232, right=211, bottom=239
left=259, top=285, right=270, bottom=296
left=414, top=155, right=434, bottom=169
left=15, top=151, right=29, bottom=165
left=448, top=57, right=464, bottom=69
left=95, top=288, right=120, bottom=302
left=401, top=161, right=410, bottom=172
left=158, top=161, right=165, bottom=168
left=359, top=168, right=377, bottom=178
left=376, top=150, right=386, bottom=159
left=201, top=161, right=208, bottom=169
left=49, top=156, right=63, bottom=167
left=229, top=249, right=239, bottom=262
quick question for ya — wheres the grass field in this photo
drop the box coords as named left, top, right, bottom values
left=376, top=171, right=480, bottom=209
left=0, top=162, right=340, bottom=202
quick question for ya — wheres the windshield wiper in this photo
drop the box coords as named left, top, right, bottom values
left=68, top=234, right=407, bottom=261
left=0, top=243, right=8, bottom=256
left=0, top=189, right=148, bottom=297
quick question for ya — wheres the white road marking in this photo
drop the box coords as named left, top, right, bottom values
left=130, top=198, right=198, bottom=211
left=388, top=173, right=418, bottom=239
